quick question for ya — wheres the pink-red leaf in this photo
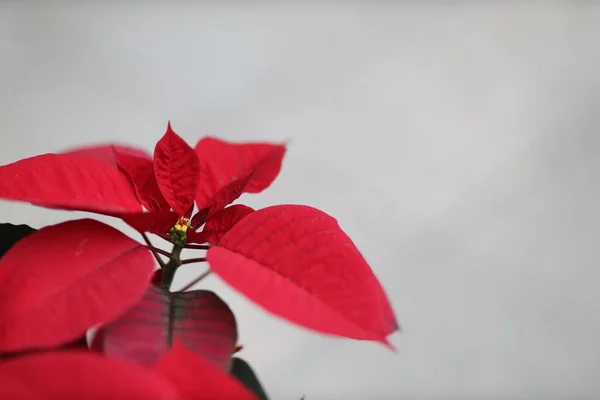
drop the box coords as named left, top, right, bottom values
left=203, top=172, right=254, bottom=218
left=203, top=204, right=255, bottom=245
left=94, top=285, right=237, bottom=370
left=207, top=205, right=398, bottom=345
left=194, top=137, right=286, bottom=210
left=185, top=230, right=212, bottom=244
left=121, top=210, right=179, bottom=235
left=0, top=219, right=155, bottom=352
left=0, top=351, right=179, bottom=400
left=154, top=123, right=200, bottom=215
left=0, top=153, right=143, bottom=214
left=116, top=152, right=170, bottom=211
left=191, top=207, right=210, bottom=229
left=155, top=341, right=257, bottom=400
left=63, top=143, right=152, bottom=167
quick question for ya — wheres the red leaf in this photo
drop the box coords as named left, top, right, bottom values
left=183, top=203, right=195, bottom=219
left=116, top=151, right=170, bottom=212
left=185, top=230, right=212, bottom=244
left=0, top=351, right=179, bottom=400
left=206, top=205, right=398, bottom=344
left=0, top=334, right=89, bottom=362
left=121, top=210, right=179, bottom=235
left=151, top=269, right=163, bottom=286
left=63, top=144, right=152, bottom=167
left=203, top=205, right=255, bottom=245
left=191, top=207, right=210, bottom=229
left=203, top=172, right=254, bottom=217
left=194, top=137, right=286, bottom=209
left=154, top=123, right=200, bottom=215
left=0, top=219, right=155, bottom=352
left=95, top=286, right=237, bottom=370
left=0, top=153, right=143, bottom=215
left=155, top=341, right=257, bottom=400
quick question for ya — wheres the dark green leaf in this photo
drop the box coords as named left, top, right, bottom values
left=0, top=222, right=36, bottom=258
left=230, top=357, right=270, bottom=400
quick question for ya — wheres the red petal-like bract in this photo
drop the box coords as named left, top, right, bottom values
left=191, top=207, right=210, bottom=229
left=0, top=153, right=142, bottom=214
left=154, top=124, right=200, bottom=215
left=185, top=230, right=212, bottom=244
left=203, top=204, right=255, bottom=245
left=204, top=173, right=254, bottom=218
left=94, top=286, right=237, bottom=370
left=155, top=341, right=257, bottom=400
left=194, top=137, right=286, bottom=210
left=116, top=152, right=170, bottom=212
left=207, top=205, right=398, bottom=344
left=63, top=143, right=152, bottom=166
left=0, top=219, right=155, bottom=352
left=121, top=210, right=179, bottom=235
left=0, top=351, right=179, bottom=400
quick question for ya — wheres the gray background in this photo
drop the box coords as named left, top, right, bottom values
left=1, top=3, right=600, bottom=399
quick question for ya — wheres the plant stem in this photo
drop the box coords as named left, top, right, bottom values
left=146, top=246, right=172, bottom=258
left=141, top=232, right=166, bottom=268
left=180, top=270, right=212, bottom=291
left=161, top=245, right=183, bottom=290
left=180, top=257, right=207, bottom=265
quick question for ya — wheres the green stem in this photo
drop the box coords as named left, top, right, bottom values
left=161, top=245, right=183, bottom=291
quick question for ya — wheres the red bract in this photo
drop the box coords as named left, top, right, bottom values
left=153, top=123, right=201, bottom=215
left=0, top=351, right=179, bottom=400
left=0, top=345, right=253, bottom=400
left=63, top=143, right=152, bottom=166
left=206, top=205, right=398, bottom=344
left=0, top=153, right=143, bottom=215
left=0, top=219, right=155, bottom=352
left=155, top=341, right=257, bottom=400
left=116, top=152, right=171, bottom=212
left=202, top=204, right=255, bottom=245
left=93, top=285, right=237, bottom=371
left=194, top=137, right=286, bottom=214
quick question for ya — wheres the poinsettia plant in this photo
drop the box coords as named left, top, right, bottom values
left=0, top=123, right=398, bottom=399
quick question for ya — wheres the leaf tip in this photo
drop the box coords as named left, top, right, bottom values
left=380, top=336, right=398, bottom=353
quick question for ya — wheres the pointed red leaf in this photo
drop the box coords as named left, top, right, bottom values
left=155, top=341, right=257, bottom=400
left=204, top=172, right=254, bottom=217
left=151, top=269, right=163, bottom=286
left=121, top=210, right=179, bottom=235
left=203, top=204, right=255, bottom=245
left=194, top=137, right=286, bottom=209
left=0, top=153, right=142, bottom=214
left=154, top=123, right=200, bottom=215
left=0, top=334, right=89, bottom=362
left=207, top=205, right=398, bottom=344
left=63, top=143, right=152, bottom=167
left=185, top=229, right=212, bottom=244
left=94, top=285, right=237, bottom=370
left=0, top=351, right=179, bottom=400
left=0, top=219, right=155, bottom=352
left=116, top=151, right=170, bottom=211
left=191, top=207, right=210, bottom=229
left=183, top=203, right=195, bottom=219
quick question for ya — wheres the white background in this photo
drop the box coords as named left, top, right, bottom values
left=2, top=3, right=600, bottom=399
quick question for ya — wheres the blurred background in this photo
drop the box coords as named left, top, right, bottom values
left=1, top=3, right=600, bottom=399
